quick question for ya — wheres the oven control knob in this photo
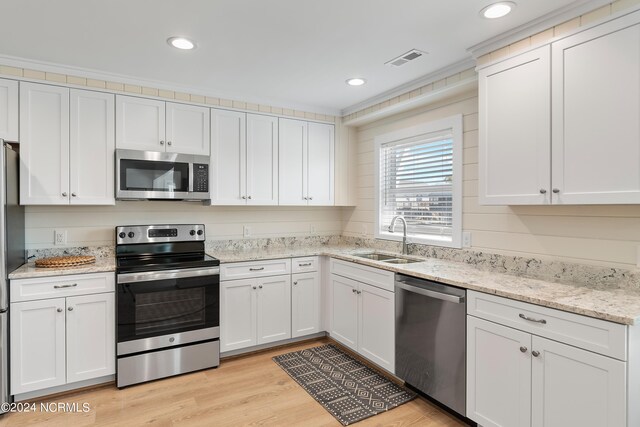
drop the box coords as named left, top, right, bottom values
left=128, top=232, right=135, bottom=238
left=118, top=232, right=126, bottom=239
left=190, top=230, right=196, bottom=236
left=197, top=230, right=203, bottom=236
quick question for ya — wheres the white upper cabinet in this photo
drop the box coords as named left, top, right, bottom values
left=279, top=118, right=334, bottom=206
left=69, top=89, right=115, bottom=205
left=551, top=17, right=640, bottom=204
left=20, top=82, right=70, bottom=205
left=210, top=109, right=246, bottom=205
left=166, top=102, right=210, bottom=155
left=0, top=78, right=18, bottom=141
left=246, top=114, right=278, bottom=205
left=116, top=95, right=165, bottom=152
left=307, top=122, right=335, bottom=205
left=479, top=12, right=640, bottom=205
left=479, top=46, right=551, bottom=205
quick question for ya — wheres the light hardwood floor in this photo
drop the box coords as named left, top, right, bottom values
left=0, top=339, right=468, bottom=426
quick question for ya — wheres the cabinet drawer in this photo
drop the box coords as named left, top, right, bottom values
left=467, top=291, right=627, bottom=360
left=221, top=258, right=291, bottom=281
left=330, top=258, right=394, bottom=292
left=11, top=272, right=115, bottom=302
left=291, top=256, right=318, bottom=273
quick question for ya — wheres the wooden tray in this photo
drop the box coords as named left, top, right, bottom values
left=35, top=255, right=96, bottom=268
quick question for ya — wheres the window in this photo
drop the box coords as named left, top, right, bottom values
left=375, top=115, right=462, bottom=248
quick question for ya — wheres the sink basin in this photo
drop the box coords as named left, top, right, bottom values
left=384, top=258, right=421, bottom=264
left=354, top=253, right=398, bottom=261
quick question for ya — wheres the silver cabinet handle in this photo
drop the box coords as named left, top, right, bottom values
left=309, top=196, right=313, bottom=200
left=539, top=189, right=547, bottom=194
left=352, top=289, right=357, bottom=293
left=303, top=197, right=308, bottom=200
left=71, top=193, right=77, bottom=197
left=56, top=308, right=63, bottom=313
left=242, top=196, right=247, bottom=200
left=249, top=267, right=264, bottom=271
left=357, top=290, right=362, bottom=295
left=520, top=346, right=528, bottom=353
left=167, top=141, right=172, bottom=146
left=293, top=281, right=298, bottom=285
left=519, top=313, right=547, bottom=324
left=532, top=350, right=541, bottom=357
left=68, top=307, right=73, bottom=311
left=160, top=140, right=165, bottom=145
left=252, top=286, right=257, bottom=290
left=552, top=188, right=560, bottom=193
left=298, top=262, right=312, bottom=267
left=62, top=192, right=68, bottom=197
left=247, top=196, right=252, bottom=199
left=54, top=283, right=78, bottom=289
left=259, top=285, right=263, bottom=289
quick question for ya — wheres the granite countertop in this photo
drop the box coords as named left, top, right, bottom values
left=9, top=257, right=117, bottom=279
left=9, top=246, right=640, bottom=325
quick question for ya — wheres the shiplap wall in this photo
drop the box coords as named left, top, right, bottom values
left=342, top=90, right=640, bottom=269
left=25, top=203, right=344, bottom=249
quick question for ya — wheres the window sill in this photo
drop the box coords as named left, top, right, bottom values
left=375, top=231, right=461, bottom=249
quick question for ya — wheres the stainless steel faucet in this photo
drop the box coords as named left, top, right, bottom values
left=388, top=216, right=408, bottom=255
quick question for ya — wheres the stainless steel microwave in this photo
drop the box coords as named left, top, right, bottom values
left=115, top=149, right=210, bottom=201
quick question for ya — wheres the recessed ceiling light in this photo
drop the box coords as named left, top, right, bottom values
left=346, top=78, right=366, bottom=86
left=481, top=2, right=516, bottom=19
left=167, top=37, right=196, bottom=50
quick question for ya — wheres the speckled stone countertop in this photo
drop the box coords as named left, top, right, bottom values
left=9, top=246, right=640, bottom=325
left=9, top=257, right=117, bottom=280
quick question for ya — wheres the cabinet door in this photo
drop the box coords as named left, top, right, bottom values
left=307, top=122, right=334, bottom=206
left=358, top=283, right=394, bottom=372
left=246, top=114, right=278, bottom=205
left=166, top=102, right=210, bottom=155
left=10, top=298, right=66, bottom=394
left=66, top=293, right=115, bottom=383
left=220, top=278, right=256, bottom=352
left=330, top=274, right=358, bottom=351
left=115, top=95, right=165, bottom=151
left=256, top=275, right=291, bottom=345
left=0, top=78, right=18, bottom=141
left=19, top=82, right=70, bottom=205
left=531, top=335, right=626, bottom=427
left=479, top=46, right=551, bottom=205
left=552, top=18, right=640, bottom=204
left=69, top=89, right=115, bottom=205
left=291, top=272, right=320, bottom=338
left=210, top=109, right=246, bottom=205
left=278, top=118, right=307, bottom=205
left=467, top=316, right=532, bottom=427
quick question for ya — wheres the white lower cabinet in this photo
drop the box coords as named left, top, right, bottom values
left=10, top=290, right=115, bottom=395
left=467, top=290, right=629, bottom=427
left=291, top=271, right=321, bottom=338
left=330, top=270, right=394, bottom=373
left=220, top=274, right=291, bottom=352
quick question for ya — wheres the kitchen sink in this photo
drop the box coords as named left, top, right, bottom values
left=384, top=258, right=421, bottom=264
left=353, top=252, right=422, bottom=264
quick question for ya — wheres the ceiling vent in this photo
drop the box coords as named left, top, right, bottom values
left=385, top=49, right=428, bottom=67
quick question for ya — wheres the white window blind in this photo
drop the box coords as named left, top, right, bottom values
left=379, top=130, right=454, bottom=239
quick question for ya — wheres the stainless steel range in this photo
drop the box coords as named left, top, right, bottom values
left=115, top=224, right=220, bottom=388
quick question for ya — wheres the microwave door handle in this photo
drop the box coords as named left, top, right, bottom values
left=188, top=162, right=194, bottom=193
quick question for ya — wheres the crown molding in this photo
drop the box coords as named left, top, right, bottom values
left=340, top=57, right=476, bottom=116
left=467, top=0, right=612, bottom=59
left=0, top=54, right=342, bottom=116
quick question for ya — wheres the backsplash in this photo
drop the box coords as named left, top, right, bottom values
left=27, top=235, right=640, bottom=290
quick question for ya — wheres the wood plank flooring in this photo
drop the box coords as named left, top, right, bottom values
left=0, top=339, right=468, bottom=426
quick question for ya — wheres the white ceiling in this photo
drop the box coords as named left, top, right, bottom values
left=0, top=0, right=586, bottom=114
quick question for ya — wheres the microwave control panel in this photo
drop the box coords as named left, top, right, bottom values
left=193, top=164, right=209, bottom=193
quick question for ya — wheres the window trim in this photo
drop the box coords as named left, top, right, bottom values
left=374, top=114, right=463, bottom=248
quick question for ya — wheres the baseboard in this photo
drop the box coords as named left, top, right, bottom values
left=221, top=332, right=328, bottom=359
left=14, top=375, right=115, bottom=402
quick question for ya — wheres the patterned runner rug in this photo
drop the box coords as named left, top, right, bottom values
left=273, top=344, right=416, bottom=425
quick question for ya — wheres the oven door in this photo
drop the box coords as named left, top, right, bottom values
left=116, top=267, right=220, bottom=356
left=115, top=149, right=209, bottom=200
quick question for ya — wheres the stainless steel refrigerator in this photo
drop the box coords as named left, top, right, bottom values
left=0, top=140, right=25, bottom=411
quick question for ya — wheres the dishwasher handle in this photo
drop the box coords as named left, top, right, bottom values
left=395, top=280, right=465, bottom=304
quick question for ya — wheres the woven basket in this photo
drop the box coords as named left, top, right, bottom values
left=35, top=255, right=96, bottom=268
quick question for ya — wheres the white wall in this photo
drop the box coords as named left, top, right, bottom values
left=25, top=203, right=344, bottom=249
left=342, top=90, right=640, bottom=269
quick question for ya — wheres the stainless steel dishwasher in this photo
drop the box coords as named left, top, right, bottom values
left=395, top=274, right=467, bottom=417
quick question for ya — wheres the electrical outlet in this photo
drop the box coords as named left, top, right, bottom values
left=243, top=226, right=251, bottom=238
left=462, top=231, right=472, bottom=248
left=54, top=229, right=67, bottom=245
left=310, top=225, right=316, bottom=234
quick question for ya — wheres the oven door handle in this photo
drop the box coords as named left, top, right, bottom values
left=117, top=267, right=220, bottom=284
